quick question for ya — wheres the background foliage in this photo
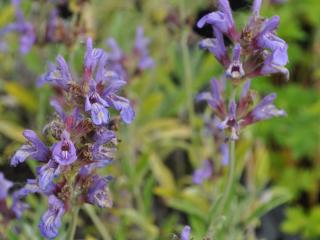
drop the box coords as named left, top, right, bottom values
left=0, top=0, right=319, bottom=239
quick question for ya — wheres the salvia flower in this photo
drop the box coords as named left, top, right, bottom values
left=87, top=175, right=113, bottom=208
left=106, top=27, right=154, bottom=81
left=0, top=173, right=13, bottom=200
left=39, top=195, right=65, bottom=239
left=192, top=160, right=213, bottom=184
left=198, top=79, right=286, bottom=140
left=11, top=38, right=132, bottom=238
left=181, top=225, right=191, bottom=240
left=197, top=0, right=289, bottom=81
left=11, top=130, right=49, bottom=166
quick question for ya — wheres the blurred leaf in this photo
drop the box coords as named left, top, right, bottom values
left=0, top=119, right=24, bottom=142
left=3, top=82, right=37, bottom=112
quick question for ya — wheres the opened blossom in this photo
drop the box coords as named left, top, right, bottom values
left=197, top=0, right=289, bottom=81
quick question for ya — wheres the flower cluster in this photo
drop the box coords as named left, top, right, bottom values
left=192, top=0, right=288, bottom=184
left=196, top=0, right=288, bottom=141
left=106, top=27, right=155, bottom=81
left=198, top=77, right=286, bottom=140
left=11, top=38, right=134, bottom=239
left=0, top=0, right=89, bottom=54
left=197, top=0, right=289, bottom=81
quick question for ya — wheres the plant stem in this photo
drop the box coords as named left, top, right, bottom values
left=68, top=206, right=80, bottom=240
left=84, top=205, right=112, bottom=240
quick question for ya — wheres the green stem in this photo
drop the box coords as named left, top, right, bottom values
left=84, top=205, right=112, bottom=240
left=68, top=206, right=80, bottom=240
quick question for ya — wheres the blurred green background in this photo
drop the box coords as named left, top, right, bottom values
left=0, top=0, right=320, bottom=239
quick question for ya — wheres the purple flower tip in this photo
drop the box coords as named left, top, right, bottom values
left=52, top=131, right=77, bottom=165
left=181, top=225, right=191, bottom=240
left=0, top=172, right=13, bottom=200
left=39, top=195, right=65, bottom=239
left=192, top=160, right=213, bottom=184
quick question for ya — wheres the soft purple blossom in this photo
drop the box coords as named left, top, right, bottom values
left=134, top=27, right=155, bottom=70
left=197, top=0, right=238, bottom=41
left=11, top=130, right=49, bottom=166
left=242, top=93, right=286, bottom=126
left=181, top=225, right=191, bottom=240
left=37, top=160, right=60, bottom=191
left=199, top=28, right=229, bottom=67
left=226, top=44, right=245, bottom=79
left=52, top=131, right=77, bottom=165
left=103, top=78, right=135, bottom=124
left=38, top=55, right=73, bottom=89
left=85, top=83, right=110, bottom=125
left=39, top=195, right=65, bottom=239
left=0, top=173, right=13, bottom=200
left=192, top=160, right=213, bottom=184
left=87, top=175, right=112, bottom=208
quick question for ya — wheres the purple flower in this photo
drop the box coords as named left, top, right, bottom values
left=0, top=172, right=13, bottom=200
left=10, top=179, right=42, bottom=218
left=242, top=93, right=286, bottom=126
left=84, top=38, right=105, bottom=79
left=197, top=0, right=238, bottom=41
left=192, top=160, right=213, bottom=184
left=11, top=192, right=29, bottom=218
left=37, top=160, right=60, bottom=191
left=181, top=225, right=191, bottom=240
left=38, top=55, right=72, bottom=89
left=197, top=78, right=226, bottom=118
left=226, top=43, right=245, bottom=79
left=217, top=100, right=239, bottom=140
left=85, top=83, right=110, bottom=125
left=134, top=27, right=155, bottom=70
left=197, top=0, right=289, bottom=79
left=11, top=130, right=49, bottom=166
left=52, top=131, right=77, bottom=165
left=220, top=143, right=229, bottom=165
left=39, top=195, right=65, bottom=239
left=199, top=28, right=229, bottom=67
left=103, top=78, right=135, bottom=124
left=87, top=175, right=112, bottom=208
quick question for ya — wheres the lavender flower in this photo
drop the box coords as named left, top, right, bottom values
left=87, top=175, right=112, bottom=208
left=134, top=27, right=155, bottom=70
left=181, top=225, right=191, bottom=240
left=38, top=55, right=73, bottom=89
left=106, top=27, right=154, bottom=80
left=39, top=195, right=65, bottom=239
left=197, top=0, right=289, bottom=80
left=11, top=130, right=49, bottom=166
left=192, top=160, right=213, bottom=184
left=0, top=173, right=13, bottom=200
left=52, top=131, right=77, bottom=165
left=198, top=79, right=286, bottom=140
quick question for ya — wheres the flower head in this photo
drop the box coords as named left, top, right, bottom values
left=52, top=131, right=77, bottom=165
left=11, top=130, right=49, bottom=166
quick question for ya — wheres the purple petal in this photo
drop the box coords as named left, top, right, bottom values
left=0, top=173, right=13, bottom=200
left=39, top=195, right=65, bottom=239
left=192, top=160, right=213, bottom=184
left=181, top=225, right=191, bottom=240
